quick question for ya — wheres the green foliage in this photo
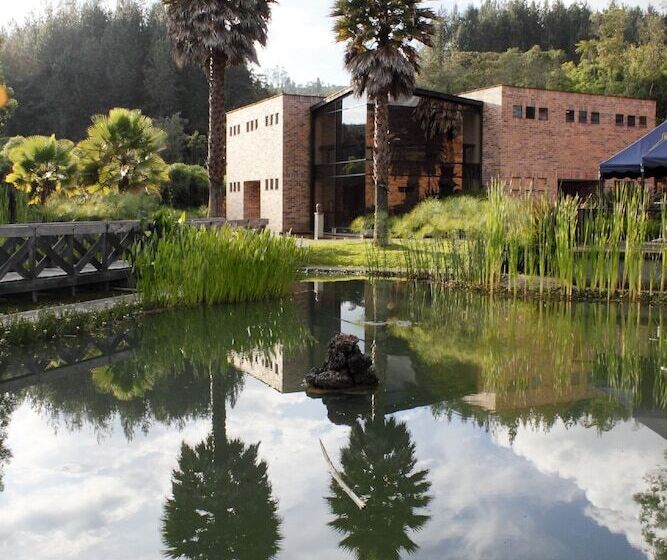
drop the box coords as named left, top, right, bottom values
left=41, top=191, right=161, bottom=221
left=420, top=3, right=667, bottom=118
left=153, top=112, right=187, bottom=163
left=133, top=224, right=305, bottom=307
left=162, top=163, right=209, bottom=209
left=5, top=135, right=78, bottom=204
left=392, top=196, right=489, bottom=238
left=77, top=108, right=169, bottom=195
left=373, top=183, right=667, bottom=301
left=0, top=2, right=268, bottom=139
left=331, top=0, right=435, bottom=99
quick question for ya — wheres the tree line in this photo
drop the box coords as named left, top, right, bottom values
left=420, top=2, right=667, bottom=118
left=0, top=1, right=268, bottom=149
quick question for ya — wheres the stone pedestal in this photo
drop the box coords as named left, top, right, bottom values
left=314, top=203, right=324, bottom=240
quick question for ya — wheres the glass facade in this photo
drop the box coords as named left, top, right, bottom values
left=313, top=93, right=368, bottom=230
left=313, top=91, right=482, bottom=230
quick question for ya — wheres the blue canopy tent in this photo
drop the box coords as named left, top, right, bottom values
left=643, top=138, right=667, bottom=177
left=600, top=120, right=667, bottom=180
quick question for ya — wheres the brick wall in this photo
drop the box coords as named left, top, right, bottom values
left=463, top=85, right=657, bottom=196
left=282, top=95, right=321, bottom=233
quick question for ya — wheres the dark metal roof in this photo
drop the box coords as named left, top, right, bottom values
left=309, top=86, right=483, bottom=112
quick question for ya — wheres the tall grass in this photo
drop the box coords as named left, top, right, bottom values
left=366, top=182, right=667, bottom=301
left=133, top=225, right=305, bottom=307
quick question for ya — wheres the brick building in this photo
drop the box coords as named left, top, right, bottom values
left=463, top=85, right=656, bottom=196
left=226, top=85, right=656, bottom=233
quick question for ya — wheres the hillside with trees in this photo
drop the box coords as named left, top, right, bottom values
left=0, top=1, right=268, bottom=157
left=419, top=1, right=667, bottom=118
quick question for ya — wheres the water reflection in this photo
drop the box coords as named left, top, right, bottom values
left=162, top=369, right=282, bottom=559
left=2, top=280, right=667, bottom=558
left=327, top=414, right=431, bottom=560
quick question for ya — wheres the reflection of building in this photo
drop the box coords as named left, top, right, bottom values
left=226, top=86, right=655, bottom=232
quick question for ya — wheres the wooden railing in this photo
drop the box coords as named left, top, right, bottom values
left=0, top=218, right=268, bottom=298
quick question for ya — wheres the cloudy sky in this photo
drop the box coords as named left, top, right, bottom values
left=0, top=0, right=661, bottom=87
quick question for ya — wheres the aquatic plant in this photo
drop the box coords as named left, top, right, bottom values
left=133, top=224, right=305, bottom=307
left=367, top=182, right=663, bottom=301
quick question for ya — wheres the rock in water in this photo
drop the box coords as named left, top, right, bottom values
left=305, top=334, right=379, bottom=391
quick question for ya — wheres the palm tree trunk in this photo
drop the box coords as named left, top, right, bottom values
left=210, top=371, right=228, bottom=466
left=373, top=92, right=390, bottom=247
left=207, top=51, right=227, bottom=218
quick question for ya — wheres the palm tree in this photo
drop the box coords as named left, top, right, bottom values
left=5, top=135, right=79, bottom=205
left=77, top=108, right=169, bottom=195
left=161, top=0, right=275, bottom=217
left=327, top=415, right=432, bottom=559
left=331, top=0, right=434, bottom=246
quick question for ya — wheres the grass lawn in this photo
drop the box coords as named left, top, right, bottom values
left=302, top=239, right=450, bottom=269
left=303, top=240, right=406, bottom=268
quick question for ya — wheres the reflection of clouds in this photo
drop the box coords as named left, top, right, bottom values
left=0, top=376, right=659, bottom=560
left=0, top=377, right=350, bottom=560
left=494, top=419, right=667, bottom=557
left=0, top=404, right=210, bottom=560
left=396, top=410, right=648, bottom=560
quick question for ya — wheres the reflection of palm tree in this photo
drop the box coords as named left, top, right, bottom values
left=162, top=369, right=281, bottom=560
left=0, top=392, right=17, bottom=492
left=327, top=416, right=431, bottom=560
left=635, top=458, right=667, bottom=560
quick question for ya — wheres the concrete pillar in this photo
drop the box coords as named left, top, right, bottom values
left=314, top=203, right=324, bottom=240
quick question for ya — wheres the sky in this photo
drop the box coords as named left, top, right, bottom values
left=0, top=0, right=660, bottom=85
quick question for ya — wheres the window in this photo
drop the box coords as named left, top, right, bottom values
left=512, top=105, right=522, bottom=118
left=265, top=179, right=269, bottom=191
left=579, top=110, right=587, bottom=123
left=565, top=109, right=575, bottom=122
left=616, top=114, right=624, bottom=126
left=538, top=107, right=548, bottom=121
left=627, top=115, right=636, bottom=127
left=525, top=106, right=535, bottom=119
left=639, top=116, right=647, bottom=128
left=275, top=113, right=279, bottom=124
left=270, top=178, right=274, bottom=190
left=255, top=119, right=258, bottom=129
left=591, top=111, right=600, bottom=124
left=275, top=178, right=279, bottom=190
left=265, top=115, right=269, bottom=126
left=246, top=122, right=249, bottom=132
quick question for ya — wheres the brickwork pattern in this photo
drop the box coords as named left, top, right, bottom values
left=282, top=95, right=322, bottom=233
left=463, top=85, right=657, bottom=196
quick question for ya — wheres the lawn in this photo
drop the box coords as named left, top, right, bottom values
left=302, top=239, right=450, bottom=269
left=303, top=240, right=406, bottom=268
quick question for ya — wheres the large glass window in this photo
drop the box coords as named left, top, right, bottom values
left=313, top=93, right=369, bottom=229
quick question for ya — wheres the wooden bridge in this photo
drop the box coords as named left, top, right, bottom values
left=0, top=218, right=267, bottom=299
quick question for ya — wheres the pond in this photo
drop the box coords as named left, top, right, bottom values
left=1, top=279, right=667, bottom=560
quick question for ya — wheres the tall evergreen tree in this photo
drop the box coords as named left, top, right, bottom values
left=161, top=0, right=275, bottom=217
left=332, top=0, right=434, bottom=246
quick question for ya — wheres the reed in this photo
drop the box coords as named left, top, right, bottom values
left=133, top=224, right=305, bottom=307
left=369, top=181, right=663, bottom=301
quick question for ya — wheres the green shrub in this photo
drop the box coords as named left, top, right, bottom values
left=389, top=196, right=489, bottom=238
left=162, top=163, right=209, bottom=209
left=133, top=224, right=305, bottom=307
left=41, top=191, right=161, bottom=221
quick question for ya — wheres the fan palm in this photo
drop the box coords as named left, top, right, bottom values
left=77, top=108, right=169, bottom=195
left=162, top=369, right=282, bottom=560
left=161, top=0, right=275, bottom=217
left=5, top=135, right=79, bottom=204
left=327, top=415, right=432, bottom=559
left=331, top=0, right=434, bottom=246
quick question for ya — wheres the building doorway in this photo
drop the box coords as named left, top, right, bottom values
left=243, top=180, right=261, bottom=220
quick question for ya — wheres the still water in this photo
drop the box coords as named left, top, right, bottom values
left=1, top=279, right=667, bottom=559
